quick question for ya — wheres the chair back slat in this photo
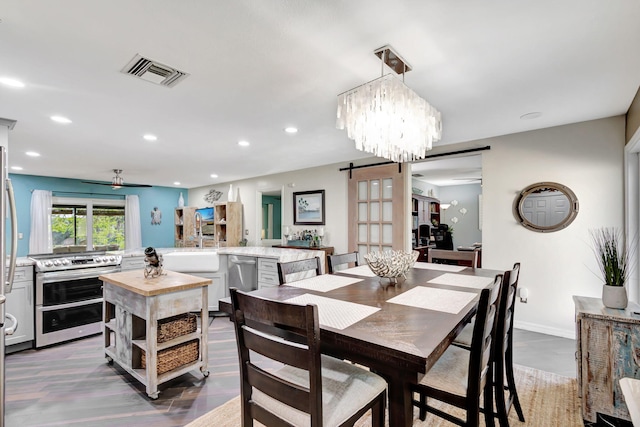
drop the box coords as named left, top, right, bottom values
left=278, top=257, right=322, bottom=284
left=242, top=325, right=310, bottom=369
left=246, top=363, right=311, bottom=413
left=328, top=252, right=360, bottom=273
left=428, top=248, right=478, bottom=268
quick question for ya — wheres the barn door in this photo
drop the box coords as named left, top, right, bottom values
left=348, top=164, right=407, bottom=255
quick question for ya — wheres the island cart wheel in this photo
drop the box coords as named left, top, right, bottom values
left=105, top=355, right=113, bottom=364
left=201, top=369, right=210, bottom=378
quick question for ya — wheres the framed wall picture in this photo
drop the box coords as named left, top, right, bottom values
left=293, top=190, right=325, bottom=225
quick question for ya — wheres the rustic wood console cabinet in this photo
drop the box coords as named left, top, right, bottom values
left=101, top=270, right=211, bottom=399
left=574, top=296, right=640, bottom=423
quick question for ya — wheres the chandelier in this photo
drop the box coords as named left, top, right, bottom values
left=336, top=45, right=442, bottom=163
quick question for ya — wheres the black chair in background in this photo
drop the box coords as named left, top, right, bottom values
left=411, top=274, right=504, bottom=427
left=433, top=224, right=454, bottom=250
left=452, top=263, right=525, bottom=427
left=229, top=287, right=387, bottom=427
left=327, top=251, right=360, bottom=273
left=277, top=257, right=321, bottom=285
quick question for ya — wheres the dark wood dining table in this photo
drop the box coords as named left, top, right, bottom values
left=219, top=263, right=501, bottom=427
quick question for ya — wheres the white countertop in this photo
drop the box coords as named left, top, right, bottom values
left=110, top=246, right=326, bottom=271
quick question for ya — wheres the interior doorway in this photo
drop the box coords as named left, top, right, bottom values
left=410, top=154, right=483, bottom=250
left=255, top=187, right=284, bottom=246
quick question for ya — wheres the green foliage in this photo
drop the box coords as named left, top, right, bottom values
left=591, top=228, right=629, bottom=287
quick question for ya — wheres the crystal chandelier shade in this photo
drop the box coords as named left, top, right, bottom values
left=336, top=73, right=442, bottom=163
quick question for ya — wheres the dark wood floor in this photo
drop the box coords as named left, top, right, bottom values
left=4, top=315, right=578, bottom=426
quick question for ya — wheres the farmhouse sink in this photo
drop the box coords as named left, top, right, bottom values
left=162, top=251, right=219, bottom=273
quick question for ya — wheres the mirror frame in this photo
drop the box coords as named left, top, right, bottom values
left=513, top=181, right=579, bottom=233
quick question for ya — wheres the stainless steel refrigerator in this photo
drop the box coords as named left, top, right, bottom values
left=0, top=145, right=18, bottom=427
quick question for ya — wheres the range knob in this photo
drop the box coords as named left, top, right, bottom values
left=53, top=260, right=61, bottom=266
left=62, top=259, right=70, bottom=265
left=109, top=256, right=116, bottom=262
left=96, top=258, right=102, bottom=263
left=44, top=261, right=53, bottom=267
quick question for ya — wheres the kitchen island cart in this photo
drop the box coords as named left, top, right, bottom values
left=101, top=270, right=211, bottom=399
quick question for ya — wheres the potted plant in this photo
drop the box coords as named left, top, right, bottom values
left=591, top=227, right=630, bottom=309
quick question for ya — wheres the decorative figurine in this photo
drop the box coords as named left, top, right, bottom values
left=143, top=246, right=164, bottom=278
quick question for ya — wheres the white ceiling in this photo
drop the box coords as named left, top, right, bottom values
left=1, top=1, right=639, bottom=188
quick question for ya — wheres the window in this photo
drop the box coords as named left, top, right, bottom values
left=51, top=197, right=125, bottom=251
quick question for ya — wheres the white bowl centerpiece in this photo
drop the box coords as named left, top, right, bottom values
left=364, top=250, right=419, bottom=284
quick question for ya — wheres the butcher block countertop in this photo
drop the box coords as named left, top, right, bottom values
left=99, top=270, right=211, bottom=297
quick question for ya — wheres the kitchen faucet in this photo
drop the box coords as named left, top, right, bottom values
left=194, top=211, right=203, bottom=248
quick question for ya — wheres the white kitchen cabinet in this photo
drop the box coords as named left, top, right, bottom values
left=187, top=272, right=227, bottom=311
left=6, top=265, right=34, bottom=351
left=120, top=256, right=146, bottom=271
left=257, top=257, right=279, bottom=289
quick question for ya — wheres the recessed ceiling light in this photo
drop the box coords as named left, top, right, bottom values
left=25, top=151, right=40, bottom=157
left=10, top=166, right=23, bottom=171
left=210, top=174, right=219, bottom=178
left=173, top=181, right=180, bottom=186
left=284, top=127, right=298, bottom=134
left=143, top=134, right=158, bottom=141
left=238, top=140, right=250, bottom=147
left=0, top=78, right=25, bottom=88
left=520, top=112, right=542, bottom=120
left=50, top=115, right=72, bottom=124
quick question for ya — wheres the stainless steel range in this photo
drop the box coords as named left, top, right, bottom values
left=30, top=252, right=121, bottom=348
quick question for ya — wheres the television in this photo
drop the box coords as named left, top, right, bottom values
left=196, top=207, right=214, bottom=221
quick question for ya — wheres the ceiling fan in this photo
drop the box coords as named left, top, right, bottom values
left=82, top=169, right=152, bottom=189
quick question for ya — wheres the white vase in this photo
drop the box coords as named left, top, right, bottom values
left=235, top=187, right=241, bottom=203
left=178, top=192, right=184, bottom=207
left=228, top=184, right=234, bottom=202
left=602, top=284, right=628, bottom=309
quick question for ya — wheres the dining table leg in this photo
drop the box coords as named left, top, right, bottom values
left=385, top=375, right=414, bottom=427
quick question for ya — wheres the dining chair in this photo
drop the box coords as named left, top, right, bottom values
left=411, top=274, right=503, bottom=427
left=452, top=263, right=525, bottom=427
left=327, top=251, right=360, bottom=273
left=428, top=248, right=479, bottom=268
left=277, top=257, right=322, bottom=285
left=229, top=287, right=387, bottom=427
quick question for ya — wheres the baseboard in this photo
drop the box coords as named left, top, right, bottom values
left=514, top=320, right=575, bottom=340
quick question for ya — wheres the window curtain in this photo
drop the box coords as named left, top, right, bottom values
left=29, top=190, right=52, bottom=254
left=125, top=195, right=142, bottom=249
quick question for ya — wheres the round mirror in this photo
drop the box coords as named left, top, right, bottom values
left=513, top=182, right=579, bottom=233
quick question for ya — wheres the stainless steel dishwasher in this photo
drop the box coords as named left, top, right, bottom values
left=227, top=255, right=257, bottom=291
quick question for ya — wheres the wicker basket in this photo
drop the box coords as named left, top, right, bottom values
left=141, top=339, right=199, bottom=375
left=157, top=313, right=197, bottom=343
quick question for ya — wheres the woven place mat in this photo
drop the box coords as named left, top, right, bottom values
left=387, top=286, right=477, bottom=314
left=336, top=265, right=377, bottom=277
left=284, top=293, right=380, bottom=330
left=412, top=262, right=466, bottom=272
left=287, top=274, right=363, bottom=292
left=427, top=273, right=494, bottom=289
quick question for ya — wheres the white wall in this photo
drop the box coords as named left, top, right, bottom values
left=190, top=116, right=625, bottom=338
left=189, top=162, right=352, bottom=253
left=480, top=116, right=625, bottom=338
left=439, top=184, right=483, bottom=248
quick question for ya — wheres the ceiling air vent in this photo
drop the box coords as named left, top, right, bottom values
left=121, top=54, right=189, bottom=88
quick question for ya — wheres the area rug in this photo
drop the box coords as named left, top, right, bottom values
left=185, top=364, right=582, bottom=426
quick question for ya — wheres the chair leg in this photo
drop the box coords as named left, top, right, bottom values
left=505, top=348, right=525, bottom=422
left=484, top=371, right=497, bottom=427
left=418, top=392, right=428, bottom=421
left=371, top=394, right=385, bottom=427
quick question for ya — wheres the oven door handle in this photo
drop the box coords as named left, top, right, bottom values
left=39, top=297, right=104, bottom=311
left=38, top=268, right=120, bottom=282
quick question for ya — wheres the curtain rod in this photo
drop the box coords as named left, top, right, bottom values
left=31, top=189, right=126, bottom=198
left=339, top=146, right=491, bottom=178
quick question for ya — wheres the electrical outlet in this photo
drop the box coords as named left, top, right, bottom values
left=245, top=229, right=249, bottom=235
left=18, top=232, right=23, bottom=240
